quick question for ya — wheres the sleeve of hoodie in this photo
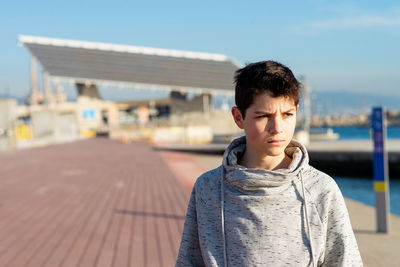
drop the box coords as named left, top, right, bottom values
left=320, top=178, right=363, bottom=267
left=175, top=187, right=205, bottom=267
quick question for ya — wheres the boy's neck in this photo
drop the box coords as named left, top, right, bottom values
left=239, top=149, right=291, bottom=170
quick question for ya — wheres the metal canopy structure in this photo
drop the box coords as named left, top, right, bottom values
left=19, top=35, right=241, bottom=97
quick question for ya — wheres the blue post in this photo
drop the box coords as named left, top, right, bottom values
left=371, top=107, right=390, bottom=233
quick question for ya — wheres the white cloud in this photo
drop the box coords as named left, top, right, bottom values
left=291, top=13, right=400, bottom=33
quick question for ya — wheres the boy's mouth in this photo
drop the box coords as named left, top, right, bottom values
left=267, top=139, right=285, bottom=144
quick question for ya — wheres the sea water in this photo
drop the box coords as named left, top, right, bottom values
left=333, top=176, right=400, bottom=216
left=318, top=126, right=400, bottom=216
left=328, top=125, right=400, bottom=140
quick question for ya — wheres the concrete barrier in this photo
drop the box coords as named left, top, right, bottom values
left=151, top=125, right=213, bottom=145
left=27, top=108, right=79, bottom=146
left=0, top=99, right=17, bottom=151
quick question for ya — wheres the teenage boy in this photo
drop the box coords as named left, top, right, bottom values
left=176, top=61, right=363, bottom=267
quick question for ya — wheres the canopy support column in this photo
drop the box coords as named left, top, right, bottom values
left=43, top=71, right=52, bottom=103
left=30, top=55, right=38, bottom=105
left=202, top=93, right=210, bottom=120
left=76, top=83, right=101, bottom=99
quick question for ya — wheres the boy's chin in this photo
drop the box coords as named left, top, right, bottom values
left=264, top=148, right=286, bottom=157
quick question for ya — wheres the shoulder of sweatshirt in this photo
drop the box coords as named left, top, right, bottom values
left=302, top=165, right=346, bottom=218
left=193, top=165, right=223, bottom=191
left=302, top=165, right=340, bottom=195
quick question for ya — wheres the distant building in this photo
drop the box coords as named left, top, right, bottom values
left=18, top=35, right=241, bottom=136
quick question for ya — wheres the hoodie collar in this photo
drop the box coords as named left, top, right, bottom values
left=222, top=136, right=309, bottom=191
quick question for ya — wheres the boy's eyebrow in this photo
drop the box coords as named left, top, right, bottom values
left=254, top=111, right=272, bottom=115
left=254, top=108, right=296, bottom=114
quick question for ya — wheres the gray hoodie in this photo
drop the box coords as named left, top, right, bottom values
left=176, top=136, right=363, bottom=266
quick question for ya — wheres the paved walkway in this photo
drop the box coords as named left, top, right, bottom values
left=0, top=138, right=189, bottom=267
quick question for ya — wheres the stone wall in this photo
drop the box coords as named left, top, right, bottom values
left=0, top=99, right=17, bottom=151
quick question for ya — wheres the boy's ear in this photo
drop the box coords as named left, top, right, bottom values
left=296, top=104, right=299, bottom=112
left=231, top=106, right=244, bottom=129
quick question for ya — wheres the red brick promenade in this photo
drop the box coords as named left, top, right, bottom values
left=0, top=138, right=198, bottom=267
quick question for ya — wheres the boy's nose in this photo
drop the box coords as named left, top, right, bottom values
left=268, top=117, right=283, bottom=134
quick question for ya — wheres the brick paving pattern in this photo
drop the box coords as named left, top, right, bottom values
left=0, top=138, right=189, bottom=267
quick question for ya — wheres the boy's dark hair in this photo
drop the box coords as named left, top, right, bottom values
left=234, top=60, right=301, bottom=118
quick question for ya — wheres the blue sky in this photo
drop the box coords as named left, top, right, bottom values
left=1, top=0, right=400, bottom=99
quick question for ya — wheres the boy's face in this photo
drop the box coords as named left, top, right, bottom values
left=232, top=93, right=298, bottom=159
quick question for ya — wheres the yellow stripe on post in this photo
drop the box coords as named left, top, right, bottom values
left=374, top=181, right=387, bottom=192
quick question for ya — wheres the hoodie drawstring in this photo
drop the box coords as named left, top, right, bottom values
left=300, top=171, right=316, bottom=267
left=220, top=166, right=228, bottom=267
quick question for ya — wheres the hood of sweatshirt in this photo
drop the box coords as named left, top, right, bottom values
left=221, top=136, right=309, bottom=193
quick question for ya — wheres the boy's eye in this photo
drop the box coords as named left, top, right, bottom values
left=284, top=113, right=294, bottom=117
left=256, top=114, right=269, bottom=118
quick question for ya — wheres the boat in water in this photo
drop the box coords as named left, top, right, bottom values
left=310, top=127, right=340, bottom=141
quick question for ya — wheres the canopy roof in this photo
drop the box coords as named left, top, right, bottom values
left=19, top=35, right=241, bottom=95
